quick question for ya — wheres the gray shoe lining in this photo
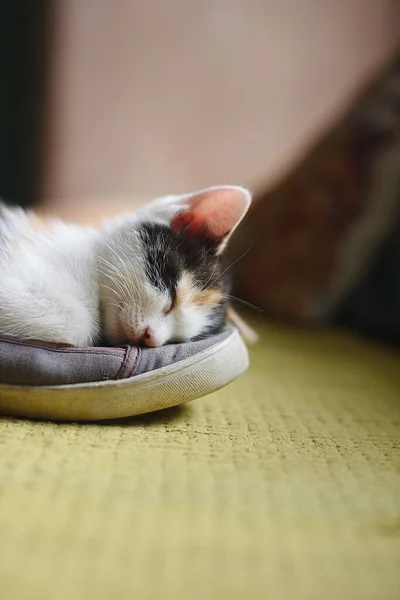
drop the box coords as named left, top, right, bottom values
left=0, top=327, right=233, bottom=386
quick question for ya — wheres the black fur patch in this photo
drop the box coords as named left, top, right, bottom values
left=138, top=223, right=180, bottom=298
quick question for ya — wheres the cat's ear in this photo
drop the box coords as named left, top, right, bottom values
left=170, top=186, right=251, bottom=253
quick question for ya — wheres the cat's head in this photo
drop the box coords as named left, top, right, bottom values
left=98, top=186, right=251, bottom=347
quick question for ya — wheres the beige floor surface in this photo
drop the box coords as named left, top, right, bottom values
left=0, top=316, right=400, bottom=599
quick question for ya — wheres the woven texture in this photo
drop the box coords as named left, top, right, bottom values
left=1, top=316, right=400, bottom=599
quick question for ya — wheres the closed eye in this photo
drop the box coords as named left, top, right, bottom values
left=164, top=290, right=177, bottom=315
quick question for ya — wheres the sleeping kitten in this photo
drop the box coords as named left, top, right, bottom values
left=0, top=186, right=251, bottom=347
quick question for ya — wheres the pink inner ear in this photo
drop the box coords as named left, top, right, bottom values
left=171, top=187, right=250, bottom=245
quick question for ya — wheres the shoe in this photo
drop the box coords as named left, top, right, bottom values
left=0, top=325, right=248, bottom=421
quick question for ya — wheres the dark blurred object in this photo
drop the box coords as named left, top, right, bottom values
left=0, top=1, right=51, bottom=207
left=337, top=208, right=400, bottom=346
left=231, top=49, right=400, bottom=345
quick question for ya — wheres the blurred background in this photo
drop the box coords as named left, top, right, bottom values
left=1, top=0, right=398, bottom=214
left=1, top=0, right=399, bottom=339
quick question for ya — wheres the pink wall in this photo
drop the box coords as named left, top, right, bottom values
left=44, top=1, right=399, bottom=205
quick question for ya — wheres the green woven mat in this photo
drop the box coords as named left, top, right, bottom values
left=1, top=317, right=399, bottom=599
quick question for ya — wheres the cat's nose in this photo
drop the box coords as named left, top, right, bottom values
left=141, top=326, right=155, bottom=347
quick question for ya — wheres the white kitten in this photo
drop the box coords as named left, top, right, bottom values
left=0, top=186, right=251, bottom=347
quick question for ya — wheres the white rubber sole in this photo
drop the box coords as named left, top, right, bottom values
left=0, top=327, right=248, bottom=421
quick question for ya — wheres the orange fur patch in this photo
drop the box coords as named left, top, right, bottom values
left=176, top=272, right=223, bottom=308
left=194, top=288, right=223, bottom=307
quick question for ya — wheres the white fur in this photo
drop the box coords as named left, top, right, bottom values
left=0, top=205, right=100, bottom=345
left=0, top=187, right=251, bottom=347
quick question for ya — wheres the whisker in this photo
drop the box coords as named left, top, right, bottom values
left=97, top=251, right=137, bottom=299
left=209, top=246, right=252, bottom=287
left=96, top=274, right=136, bottom=307
left=104, top=244, right=137, bottom=294
left=224, top=294, right=264, bottom=313
left=202, top=258, right=219, bottom=290
left=96, top=268, right=132, bottom=301
left=100, top=283, right=126, bottom=300
left=117, top=240, right=142, bottom=293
